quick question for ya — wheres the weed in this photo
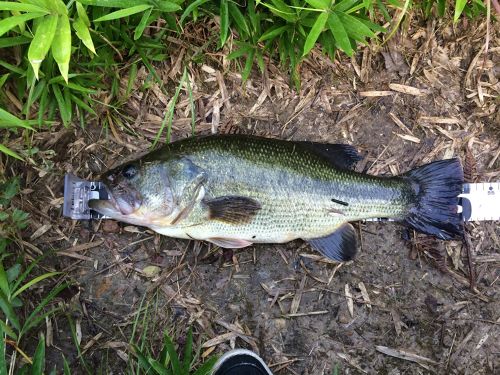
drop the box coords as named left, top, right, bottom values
left=0, top=0, right=488, bottom=131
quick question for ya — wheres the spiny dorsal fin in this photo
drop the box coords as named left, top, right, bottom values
left=296, top=142, right=362, bottom=170
left=305, top=223, right=357, bottom=262
left=205, top=196, right=261, bottom=224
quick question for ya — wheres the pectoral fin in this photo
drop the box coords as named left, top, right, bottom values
left=305, top=223, right=357, bottom=262
left=205, top=196, right=261, bottom=224
left=208, top=237, right=253, bottom=249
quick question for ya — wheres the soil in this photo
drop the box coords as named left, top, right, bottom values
left=5, top=17, right=500, bottom=375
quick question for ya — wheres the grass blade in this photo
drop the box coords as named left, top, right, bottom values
left=0, top=108, right=33, bottom=130
left=192, top=356, right=218, bottom=375
left=32, top=335, right=45, bottom=375
left=134, top=6, right=153, bottom=40
left=328, top=12, right=353, bottom=56
left=12, top=271, right=61, bottom=299
left=0, top=323, right=7, bottom=374
left=182, top=327, right=193, bottom=372
left=454, top=0, right=467, bottom=21
left=162, top=332, right=181, bottom=375
left=219, top=0, right=229, bottom=48
left=0, top=12, right=45, bottom=38
left=303, top=11, right=328, bottom=56
left=180, top=0, right=210, bottom=25
left=94, top=5, right=152, bottom=22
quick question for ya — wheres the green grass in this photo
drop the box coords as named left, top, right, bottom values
left=0, top=0, right=487, bottom=156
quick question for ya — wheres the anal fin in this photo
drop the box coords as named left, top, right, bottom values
left=208, top=237, right=253, bottom=249
left=305, top=223, right=357, bottom=262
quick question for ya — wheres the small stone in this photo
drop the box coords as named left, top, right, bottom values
left=142, top=265, right=161, bottom=278
left=102, top=220, right=120, bottom=233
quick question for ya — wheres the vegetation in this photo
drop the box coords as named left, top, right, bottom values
left=0, top=0, right=486, bottom=141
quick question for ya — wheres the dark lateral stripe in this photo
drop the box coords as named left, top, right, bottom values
left=331, top=198, right=349, bottom=206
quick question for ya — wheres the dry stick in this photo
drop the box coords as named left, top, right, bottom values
left=493, top=0, right=500, bottom=15
left=462, top=227, right=476, bottom=290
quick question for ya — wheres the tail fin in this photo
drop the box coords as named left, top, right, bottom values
left=403, top=158, right=463, bottom=240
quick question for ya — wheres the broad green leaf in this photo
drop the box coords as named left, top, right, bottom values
left=219, top=0, right=229, bottom=47
left=258, top=24, right=288, bottom=42
left=27, top=14, right=58, bottom=79
left=263, top=0, right=296, bottom=22
left=155, top=1, right=180, bottom=12
left=12, top=271, right=61, bottom=299
left=0, top=12, right=45, bottom=38
left=76, top=2, right=91, bottom=27
left=94, top=4, right=152, bottom=21
left=32, top=335, right=45, bottom=375
left=303, top=11, right=328, bottom=56
left=454, top=0, right=467, bottom=22
left=304, top=0, right=330, bottom=10
left=337, top=12, right=375, bottom=42
left=51, top=14, right=71, bottom=83
left=45, top=0, right=67, bottom=14
left=73, top=17, right=95, bottom=54
left=334, top=0, right=359, bottom=12
left=228, top=2, right=249, bottom=37
left=226, top=45, right=252, bottom=60
left=133, top=6, right=152, bottom=40
left=180, top=0, right=210, bottom=25
left=0, top=108, right=33, bottom=129
left=0, top=2, right=49, bottom=13
left=327, top=12, right=353, bottom=56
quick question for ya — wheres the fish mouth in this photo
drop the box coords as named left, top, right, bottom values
left=89, top=188, right=139, bottom=217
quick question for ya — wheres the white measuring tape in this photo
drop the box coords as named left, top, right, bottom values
left=459, top=182, right=500, bottom=222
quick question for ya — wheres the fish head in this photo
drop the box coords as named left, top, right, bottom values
left=89, top=161, right=175, bottom=226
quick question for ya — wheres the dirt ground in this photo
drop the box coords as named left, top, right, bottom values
left=7, top=17, right=500, bottom=374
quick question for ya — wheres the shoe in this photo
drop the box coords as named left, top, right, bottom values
left=211, top=349, right=273, bottom=375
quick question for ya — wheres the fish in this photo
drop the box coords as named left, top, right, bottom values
left=89, top=135, right=463, bottom=262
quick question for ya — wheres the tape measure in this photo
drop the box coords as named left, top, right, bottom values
left=63, top=174, right=500, bottom=222
left=459, top=182, right=500, bottom=222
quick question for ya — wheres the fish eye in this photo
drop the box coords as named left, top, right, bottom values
left=122, top=164, right=137, bottom=179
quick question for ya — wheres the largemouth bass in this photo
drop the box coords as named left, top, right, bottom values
left=89, top=135, right=463, bottom=261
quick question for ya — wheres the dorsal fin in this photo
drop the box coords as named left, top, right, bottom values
left=296, top=142, right=362, bottom=170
